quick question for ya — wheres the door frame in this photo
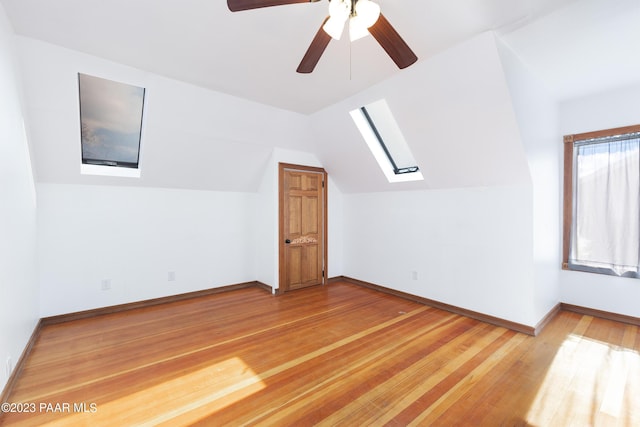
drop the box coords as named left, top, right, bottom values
left=278, top=162, right=328, bottom=292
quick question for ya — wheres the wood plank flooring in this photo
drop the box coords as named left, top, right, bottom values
left=1, top=281, right=638, bottom=426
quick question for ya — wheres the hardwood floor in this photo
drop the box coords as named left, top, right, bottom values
left=1, top=281, right=638, bottom=426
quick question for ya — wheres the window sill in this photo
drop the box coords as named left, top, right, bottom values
left=563, top=262, right=639, bottom=279
left=81, top=164, right=141, bottom=178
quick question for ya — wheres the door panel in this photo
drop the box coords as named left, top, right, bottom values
left=279, top=163, right=327, bottom=292
left=302, top=245, right=319, bottom=283
left=288, top=247, right=302, bottom=285
left=289, top=196, right=302, bottom=235
left=302, top=196, right=318, bottom=235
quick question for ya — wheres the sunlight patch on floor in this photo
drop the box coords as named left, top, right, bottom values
left=526, top=330, right=639, bottom=426
left=68, top=356, right=266, bottom=426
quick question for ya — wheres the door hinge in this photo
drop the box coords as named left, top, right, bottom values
left=322, top=180, right=325, bottom=188
left=322, top=270, right=325, bottom=278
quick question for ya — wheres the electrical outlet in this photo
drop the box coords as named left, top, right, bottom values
left=168, top=271, right=176, bottom=282
left=411, top=271, right=418, bottom=280
left=101, top=279, right=111, bottom=291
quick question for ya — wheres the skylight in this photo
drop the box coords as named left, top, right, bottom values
left=350, top=99, right=423, bottom=183
left=78, top=73, right=146, bottom=178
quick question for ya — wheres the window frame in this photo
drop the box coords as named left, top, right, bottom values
left=562, top=123, right=640, bottom=273
left=358, top=106, right=420, bottom=176
left=349, top=99, right=424, bottom=183
left=78, top=73, right=146, bottom=177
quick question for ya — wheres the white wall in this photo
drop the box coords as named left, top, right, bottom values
left=496, top=37, right=561, bottom=322
left=0, top=4, right=39, bottom=391
left=312, top=32, right=539, bottom=327
left=327, top=177, right=344, bottom=278
left=37, top=184, right=256, bottom=316
left=342, top=185, right=536, bottom=325
left=13, top=33, right=345, bottom=312
left=558, top=83, right=640, bottom=317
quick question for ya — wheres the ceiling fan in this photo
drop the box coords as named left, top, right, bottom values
left=226, top=0, right=418, bottom=73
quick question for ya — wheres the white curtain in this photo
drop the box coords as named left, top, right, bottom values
left=570, top=135, right=640, bottom=276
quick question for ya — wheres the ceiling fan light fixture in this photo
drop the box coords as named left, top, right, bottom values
left=354, top=0, right=380, bottom=28
left=226, top=0, right=417, bottom=73
left=324, top=0, right=350, bottom=40
left=323, top=16, right=347, bottom=40
left=349, top=16, right=370, bottom=41
left=328, top=0, right=349, bottom=18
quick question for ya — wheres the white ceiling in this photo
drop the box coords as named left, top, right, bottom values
left=501, top=0, right=640, bottom=103
left=6, top=0, right=629, bottom=114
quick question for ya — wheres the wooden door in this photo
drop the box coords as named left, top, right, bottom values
left=279, top=163, right=327, bottom=292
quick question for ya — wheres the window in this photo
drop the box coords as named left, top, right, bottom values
left=78, top=73, right=146, bottom=178
left=350, top=99, right=423, bottom=183
left=563, top=124, right=640, bottom=277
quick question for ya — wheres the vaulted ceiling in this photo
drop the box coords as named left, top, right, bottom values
left=2, top=0, right=639, bottom=193
left=6, top=0, right=633, bottom=114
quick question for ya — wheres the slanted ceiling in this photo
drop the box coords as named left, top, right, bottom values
left=6, top=0, right=640, bottom=193
left=17, top=37, right=315, bottom=192
left=0, top=0, right=579, bottom=114
left=17, top=32, right=527, bottom=193
left=311, top=32, right=530, bottom=193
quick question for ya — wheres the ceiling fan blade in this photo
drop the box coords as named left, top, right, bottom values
left=368, top=13, right=418, bottom=69
left=297, top=17, right=332, bottom=74
left=227, top=0, right=317, bottom=12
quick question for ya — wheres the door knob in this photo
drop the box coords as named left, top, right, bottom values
left=285, top=239, right=291, bottom=244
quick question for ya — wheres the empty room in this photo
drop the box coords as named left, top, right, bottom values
left=1, top=0, right=639, bottom=425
